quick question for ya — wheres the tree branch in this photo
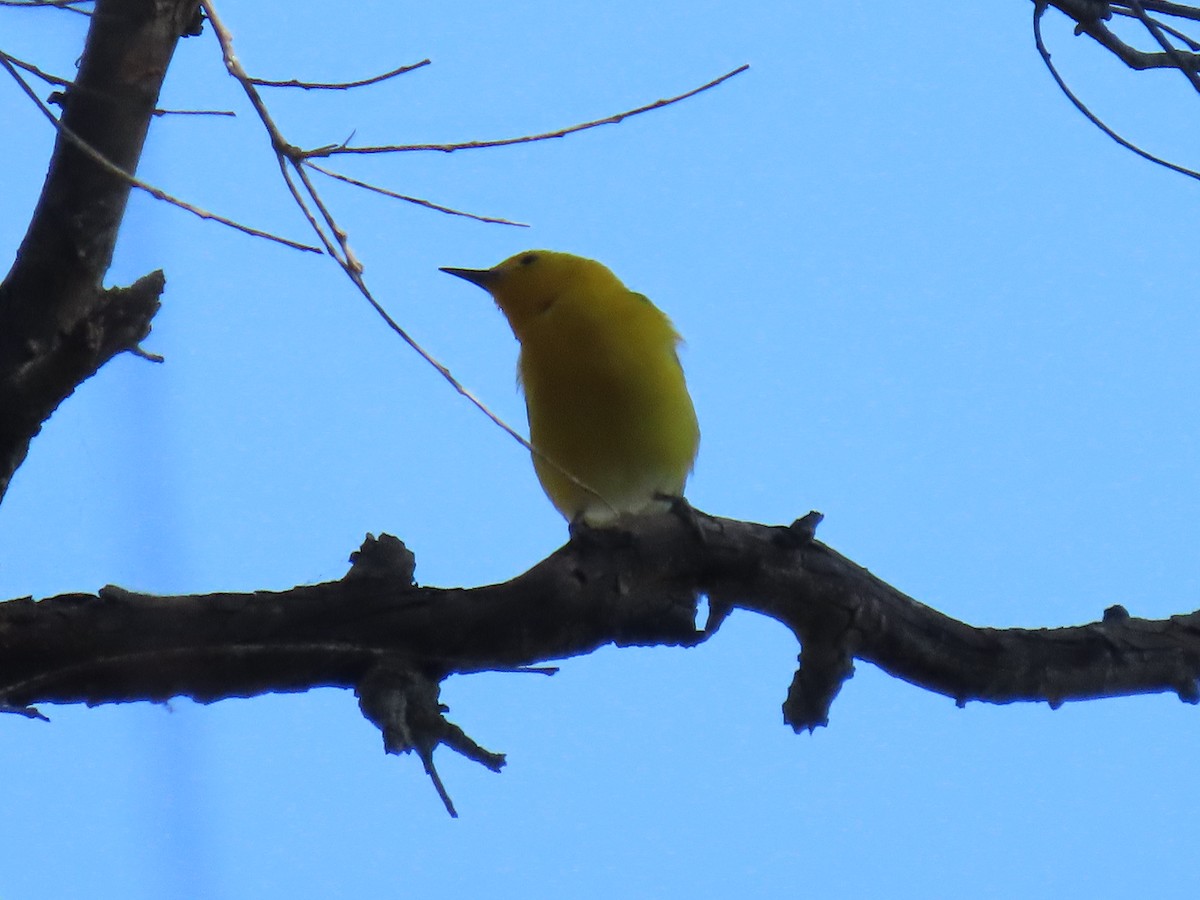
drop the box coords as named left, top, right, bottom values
left=0, top=0, right=200, bottom=503
left=3, top=510, right=1197, bottom=748
left=1046, top=0, right=1200, bottom=71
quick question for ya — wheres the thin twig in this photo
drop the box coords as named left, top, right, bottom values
left=1130, top=0, right=1200, bottom=24
left=419, top=750, right=458, bottom=818
left=303, top=64, right=751, bottom=159
left=1, top=52, right=234, bottom=116
left=306, top=162, right=529, bottom=227
left=153, top=107, right=236, bottom=117
left=291, top=157, right=362, bottom=271
left=200, top=0, right=742, bottom=516
left=0, top=0, right=90, bottom=12
left=199, top=0, right=548, bottom=463
left=0, top=51, right=70, bottom=86
left=0, top=53, right=323, bottom=253
left=1109, top=5, right=1200, bottom=48
left=1034, top=2, right=1200, bottom=181
left=250, top=59, right=431, bottom=90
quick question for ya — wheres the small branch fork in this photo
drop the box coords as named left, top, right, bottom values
left=3, top=508, right=1199, bottom=815
left=199, top=0, right=747, bottom=481
left=0, top=0, right=746, bottom=511
left=1035, top=0, right=1200, bottom=179
left=0, top=51, right=318, bottom=251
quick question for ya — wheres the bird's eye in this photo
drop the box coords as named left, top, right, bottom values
left=520, top=253, right=538, bottom=266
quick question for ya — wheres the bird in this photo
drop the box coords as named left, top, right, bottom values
left=441, top=250, right=699, bottom=525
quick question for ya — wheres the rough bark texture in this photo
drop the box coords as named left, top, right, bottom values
left=0, top=0, right=198, bottom=500
left=3, top=511, right=1197, bottom=737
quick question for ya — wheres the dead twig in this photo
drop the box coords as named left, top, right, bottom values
left=250, top=59, right=431, bottom=90
left=304, top=64, right=751, bottom=159
left=305, top=162, right=528, bottom=227
left=0, top=0, right=91, bottom=13
left=0, top=51, right=322, bottom=253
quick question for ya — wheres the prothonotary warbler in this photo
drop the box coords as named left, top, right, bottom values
left=441, top=250, right=700, bottom=525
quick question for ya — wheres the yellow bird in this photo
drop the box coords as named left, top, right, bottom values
left=441, top=250, right=700, bottom=525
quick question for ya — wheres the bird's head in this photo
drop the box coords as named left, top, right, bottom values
left=441, top=250, right=620, bottom=337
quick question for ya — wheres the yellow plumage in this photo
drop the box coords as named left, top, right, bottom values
left=441, top=250, right=700, bottom=524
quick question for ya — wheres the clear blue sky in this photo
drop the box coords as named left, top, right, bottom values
left=3, top=1, right=1199, bottom=897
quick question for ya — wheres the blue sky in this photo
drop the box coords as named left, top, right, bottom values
left=3, top=1, right=1200, bottom=897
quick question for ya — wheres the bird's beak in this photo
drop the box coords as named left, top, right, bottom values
left=439, top=266, right=498, bottom=290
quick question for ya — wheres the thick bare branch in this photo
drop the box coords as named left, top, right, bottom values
left=0, top=0, right=200, bottom=503
left=2, top=510, right=1196, bottom=737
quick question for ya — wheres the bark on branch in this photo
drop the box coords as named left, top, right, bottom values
left=0, top=0, right=199, bottom=502
left=2, top=509, right=1197, bottom=743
